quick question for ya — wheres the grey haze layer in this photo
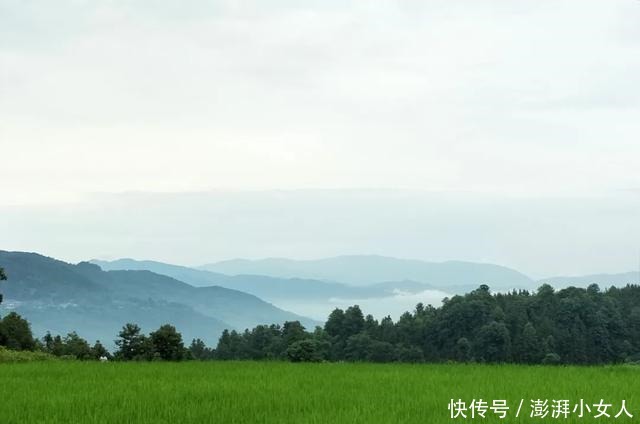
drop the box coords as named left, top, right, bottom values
left=538, top=272, right=640, bottom=288
left=3, top=190, right=640, bottom=278
left=3, top=1, right=640, bottom=208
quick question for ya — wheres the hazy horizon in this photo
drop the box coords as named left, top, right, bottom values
left=2, top=188, right=640, bottom=279
left=2, top=0, right=639, bottom=279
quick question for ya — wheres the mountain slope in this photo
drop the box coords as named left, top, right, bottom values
left=0, top=251, right=317, bottom=347
left=199, top=255, right=534, bottom=289
left=92, top=258, right=441, bottom=301
left=91, top=259, right=233, bottom=288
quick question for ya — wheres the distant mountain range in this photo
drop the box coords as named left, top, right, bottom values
left=96, top=256, right=640, bottom=302
left=538, top=272, right=640, bottom=288
left=3, top=250, right=638, bottom=349
left=92, top=258, right=440, bottom=302
left=0, top=251, right=316, bottom=347
left=199, top=255, right=534, bottom=290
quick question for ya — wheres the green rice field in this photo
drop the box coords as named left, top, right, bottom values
left=1, top=361, right=638, bottom=423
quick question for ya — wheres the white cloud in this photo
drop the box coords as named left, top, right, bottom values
left=275, top=289, right=451, bottom=322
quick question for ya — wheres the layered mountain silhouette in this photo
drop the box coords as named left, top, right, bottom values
left=199, top=255, right=534, bottom=289
left=0, top=251, right=316, bottom=347
left=92, top=258, right=440, bottom=302
left=4, top=250, right=635, bottom=350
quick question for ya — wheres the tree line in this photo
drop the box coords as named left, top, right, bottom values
left=4, top=264, right=640, bottom=364
left=0, top=311, right=197, bottom=361
left=212, top=283, right=640, bottom=364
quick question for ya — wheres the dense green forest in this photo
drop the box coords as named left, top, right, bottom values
left=3, top=262, right=640, bottom=364
left=214, top=283, right=640, bottom=364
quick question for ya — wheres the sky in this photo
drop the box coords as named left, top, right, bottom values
left=1, top=0, right=640, bottom=276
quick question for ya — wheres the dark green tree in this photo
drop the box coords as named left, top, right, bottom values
left=210, top=283, right=640, bottom=365
left=367, top=340, right=396, bottom=362
left=455, top=337, right=472, bottom=362
left=91, top=340, right=111, bottom=360
left=542, top=352, right=561, bottom=365
left=246, top=325, right=284, bottom=359
left=114, top=323, right=150, bottom=360
left=324, top=308, right=345, bottom=338
left=475, top=322, right=511, bottom=363
left=0, top=311, right=35, bottom=350
left=215, top=329, right=247, bottom=360
left=519, top=322, right=542, bottom=364
left=42, top=332, right=54, bottom=352
left=150, top=324, right=185, bottom=361
left=343, top=305, right=365, bottom=337
left=310, top=326, right=331, bottom=359
left=378, top=316, right=396, bottom=344
left=286, top=339, right=327, bottom=362
left=396, top=344, right=424, bottom=363
left=344, top=333, right=372, bottom=361
left=324, top=308, right=347, bottom=360
left=63, top=332, right=93, bottom=359
left=282, top=321, right=307, bottom=346
left=50, top=335, right=65, bottom=356
left=0, top=267, right=6, bottom=308
left=189, top=338, right=214, bottom=360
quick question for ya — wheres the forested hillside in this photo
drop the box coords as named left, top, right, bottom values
left=4, top=251, right=640, bottom=365
left=216, top=284, right=640, bottom=364
left=0, top=251, right=315, bottom=347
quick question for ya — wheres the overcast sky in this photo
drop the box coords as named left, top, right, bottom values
left=1, top=0, right=640, bottom=275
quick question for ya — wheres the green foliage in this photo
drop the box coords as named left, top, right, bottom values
left=367, top=340, right=396, bottom=362
left=114, top=323, right=150, bottom=361
left=519, top=322, right=543, bottom=363
left=216, top=284, right=640, bottom=365
left=344, top=333, right=373, bottom=361
left=474, top=322, right=511, bottom=363
left=150, top=324, right=185, bottom=361
left=455, top=337, right=472, bottom=362
left=395, top=344, right=424, bottom=363
left=91, top=340, right=111, bottom=360
left=40, top=331, right=101, bottom=360
left=215, top=329, right=248, bottom=360
left=286, top=339, right=327, bottom=362
left=112, top=323, right=190, bottom=361
left=0, top=312, right=35, bottom=350
left=63, top=332, right=93, bottom=359
left=6, top=273, right=640, bottom=365
left=343, top=305, right=365, bottom=337
left=0, top=346, right=57, bottom=363
left=282, top=321, right=307, bottom=346
left=324, top=308, right=345, bottom=338
left=188, top=338, right=215, bottom=360
left=542, top=352, right=562, bottom=365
